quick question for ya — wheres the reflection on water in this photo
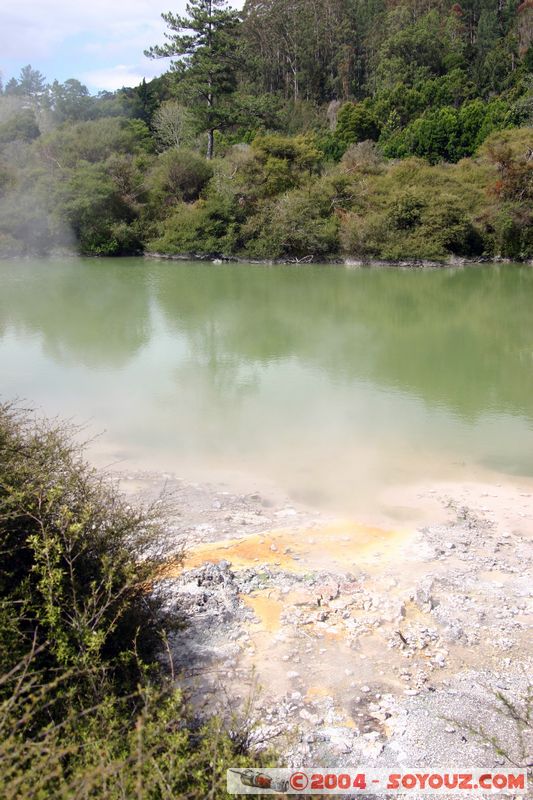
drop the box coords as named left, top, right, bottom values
left=0, top=258, right=532, bottom=513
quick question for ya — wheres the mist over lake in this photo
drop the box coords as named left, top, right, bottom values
left=2, top=257, right=532, bottom=516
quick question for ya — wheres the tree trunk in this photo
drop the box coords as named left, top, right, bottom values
left=207, top=129, right=214, bottom=160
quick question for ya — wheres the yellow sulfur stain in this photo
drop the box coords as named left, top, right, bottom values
left=336, top=713, right=357, bottom=730
left=162, top=521, right=410, bottom=578
left=180, top=532, right=299, bottom=572
left=241, top=592, right=284, bottom=633
left=306, top=685, right=331, bottom=700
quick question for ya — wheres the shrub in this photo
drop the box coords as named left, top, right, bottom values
left=388, top=191, right=426, bottom=230
left=483, top=204, right=533, bottom=258
left=37, top=117, right=153, bottom=168
left=336, top=101, right=380, bottom=147
left=249, top=134, right=323, bottom=196
left=0, top=676, right=262, bottom=799
left=340, top=185, right=483, bottom=260
left=0, top=404, right=271, bottom=797
left=57, top=162, right=136, bottom=255
left=481, top=127, right=533, bottom=202
left=252, top=134, right=322, bottom=171
left=479, top=128, right=533, bottom=257
left=0, top=403, right=168, bottom=691
left=0, top=109, right=40, bottom=145
left=241, top=190, right=339, bottom=260
left=340, top=141, right=384, bottom=174
left=148, top=195, right=238, bottom=256
left=340, top=211, right=389, bottom=259
left=147, top=148, right=213, bottom=208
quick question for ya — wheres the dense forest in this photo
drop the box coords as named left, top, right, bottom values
left=0, top=0, right=532, bottom=261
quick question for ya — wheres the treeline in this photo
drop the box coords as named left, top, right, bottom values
left=0, top=0, right=532, bottom=261
left=242, top=0, right=533, bottom=105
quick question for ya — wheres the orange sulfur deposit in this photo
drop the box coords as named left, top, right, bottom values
left=162, top=521, right=410, bottom=579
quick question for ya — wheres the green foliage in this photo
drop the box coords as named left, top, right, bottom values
left=524, top=44, right=533, bottom=73
left=481, top=128, right=533, bottom=203
left=0, top=0, right=531, bottom=261
left=339, top=158, right=487, bottom=261
left=0, top=404, right=271, bottom=797
left=488, top=205, right=532, bottom=258
left=147, top=148, right=213, bottom=207
left=252, top=134, right=322, bottom=169
left=382, top=99, right=515, bottom=163
left=372, top=70, right=473, bottom=130
left=146, top=0, right=242, bottom=158
left=48, top=78, right=95, bottom=122
left=479, top=128, right=533, bottom=258
left=56, top=162, right=140, bottom=256
left=249, top=134, right=323, bottom=195
left=5, top=64, right=47, bottom=101
left=0, top=674, right=266, bottom=799
left=149, top=193, right=239, bottom=256
left=336, top=102, right=380, bottom=147
left=0, top=117, right=155, bottom=256
left=38, top=117, right=153, bottom=168
left=315, top=131, right=346, bottom=162
left=375, top=10, right=450, bottom=86
left=241, top=188, right=339, bottom=259
left=0, top=109, right=40, bottom=144
left=0, top=403, right=166, bottom=688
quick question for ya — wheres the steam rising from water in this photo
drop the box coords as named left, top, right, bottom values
left=0, top=97, right=76, bottom=256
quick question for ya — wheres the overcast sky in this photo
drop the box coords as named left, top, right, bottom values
left=1, top=1, right=242, bottom=93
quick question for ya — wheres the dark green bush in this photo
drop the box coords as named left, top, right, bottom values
left=37, top=117, right=153, bottom=168
left=336, top=101, right=380, bottom=148
left=0, top=109, right=40, bottom=145
left=381, top=99, right=513, bottom=163
left=56, top=162, right=138, bottom=255
left=0, top=403, right=166, bottom=692
left=0, top=403, right=270, bottom=797
left=340, top=182, right=484, bottom=261
left=249, top=134, right=323, bottom=196
left=388, top=192, right=425, bottom=230
left=147, top=148, right=213, bottom=207
left=148, top=195, right=238, bottom=256
left=241, top=189, right=339, bottom=260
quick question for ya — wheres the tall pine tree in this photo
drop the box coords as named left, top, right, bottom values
left=146, top=0, right=241, bottom=159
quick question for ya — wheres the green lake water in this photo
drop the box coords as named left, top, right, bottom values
left=1, top=257, right=532, bottom=515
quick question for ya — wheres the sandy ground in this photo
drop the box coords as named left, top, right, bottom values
left=119, top=469, right=532, bottom=791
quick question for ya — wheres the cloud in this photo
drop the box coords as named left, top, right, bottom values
left=81, top=64, right=163, bottom=92
left=0, top=1, right=243, bottom=91
left=0, top=1, right=175, bottom=89
left=1, top=2, right=169, bottom=59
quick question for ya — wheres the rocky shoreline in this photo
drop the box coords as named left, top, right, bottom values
left=121, top=471, right=532, bottom=790
left=145, top=251, right=533, bottom=269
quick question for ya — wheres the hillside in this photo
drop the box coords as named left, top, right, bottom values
left=0, top=0, right=532, bottom=261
